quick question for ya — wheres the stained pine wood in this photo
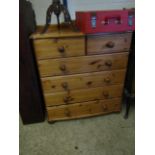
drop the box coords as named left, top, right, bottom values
left=33, top=37, right=85, bottom=60
left=87, top=32, right=132, bottom=55
left=47, top=98, right=121, bottom=121
left=44, top=84, right=123, bottom=106
left=41, top=69, right=126, bottom=93
left=30, top=27, right=132, bottom=121
left=38, top=52, right=129, bottom=77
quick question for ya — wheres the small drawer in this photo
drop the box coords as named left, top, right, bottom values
left=87, top=32, right=132, bottom=55
left=44, top=84, right=123, bottom=106
left=47, top=98, right=121, bottom=121
left=38, top=53, right=129, bottom=77
left=33, top=37, right=85, bottom=60
left=41, top=69, right=126, bottom=93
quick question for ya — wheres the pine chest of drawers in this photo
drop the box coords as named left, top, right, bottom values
left=31, top=26, right=132, bottom=122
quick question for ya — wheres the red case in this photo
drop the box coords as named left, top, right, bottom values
left=76, top=9, right=135, bottom=34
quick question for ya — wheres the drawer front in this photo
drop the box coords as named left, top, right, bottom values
left=44, top=84, right=123, bottom=106
left=47, top=98, right=121, bottom=121
left=38, top=53, right=129, bottom=77
left=42, top=70, right=126, bottom=93
left=33, top=37, right=85, bottom=60
left=87, top=33, right=132, bottom=55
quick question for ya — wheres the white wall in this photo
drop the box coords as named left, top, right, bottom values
left=29, top=0, right=135, bottom=25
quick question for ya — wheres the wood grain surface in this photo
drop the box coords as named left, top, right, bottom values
left=41, top=69, right=126, bottom=93
left=47, top=98, right=121, bottom=121
left=33, top=37, right=85, bottom=60
left=44, top=84, right=123, bottom=106
left=38, top=52, right=129, bottom=77
left=87, top=32, right=132, bottom=55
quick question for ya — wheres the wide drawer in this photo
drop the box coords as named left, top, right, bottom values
left=44, top=84, right=123, bottom=106
left=47, top=98, right=121, bottom=121
left=33, top=37, right=85, bottom=60
left=41, top=70, right=126, bottom=93
left=87, top=33, right=132, bottom=55
left=38, top=53, right=129, bottom=77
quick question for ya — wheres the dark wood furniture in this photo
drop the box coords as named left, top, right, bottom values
left=124, top=32, right=135, bottom=118
left=19, top=0, right=45, bottom=124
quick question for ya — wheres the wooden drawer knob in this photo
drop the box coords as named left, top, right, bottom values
left=59, top=64, right=67, bottom=72
left=64, top=96, right=74, bottom=104
left=104, top=77, right=111, bottom=83
left=64, top=108, right=71, bottom=117
left=102, top=105, right=108, bottom=111
left=64, top=97, right=68, bottom=103
left=106, top=41, right=115, bottom=48
left=87, top=81, right=93, bottom=86
left=103, top=92, right=109, bottom=98
left=62, top=82, right=69, bottom=91
left=58, top=46, right=65, bottom=53
left=105, top=60, right=112, bottom=67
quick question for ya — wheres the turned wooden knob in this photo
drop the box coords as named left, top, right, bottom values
left=64, top=96, right=74, bottom=103
left=106, top=41, right=115, bottom=48
left=105, top=60, right=112, bottom=67
left=103, top=92, right=109, bottom=98
left=102, top=105, right=108, bottom=111
left=64, top=97, right=68, bottom=103
left=87, top=81, right=93, bottom=86
left=104, top=77, right=111, bottom=83
left=64, top=108, right=71, bottom=117
left=58, top=46, right=65, bottom=53
left=62, top=82, right=68, bottom=90
left=59, top=64, right=66, bottom=72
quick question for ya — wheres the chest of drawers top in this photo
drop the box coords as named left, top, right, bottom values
left=30, top=25, right=84, bottom=39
